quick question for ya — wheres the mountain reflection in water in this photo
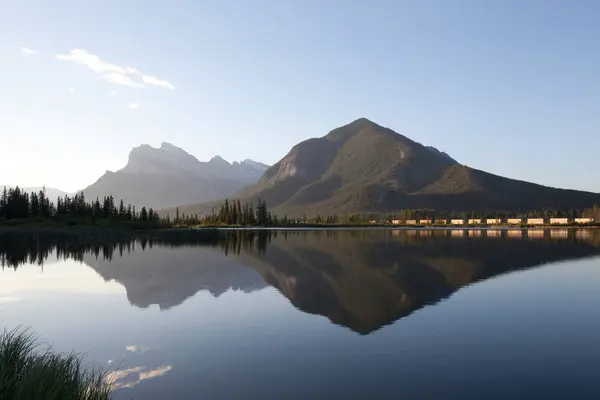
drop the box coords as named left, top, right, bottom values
left=2, top=228, right=600, bottom=334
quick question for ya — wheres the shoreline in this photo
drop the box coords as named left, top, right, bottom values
left=1, top=224, right=599, bottom=234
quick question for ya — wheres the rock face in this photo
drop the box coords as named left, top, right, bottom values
left=174, top=118, right=600, bottom=217
left=80, top=142, right=269, bottom=209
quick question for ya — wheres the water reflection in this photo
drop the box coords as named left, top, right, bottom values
left=2, top=229, right=600, bottom=335
left=237, top=229, right=600, bottom=334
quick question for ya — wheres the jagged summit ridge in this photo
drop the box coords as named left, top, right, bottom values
left=81, top=142, right=269, bottom=209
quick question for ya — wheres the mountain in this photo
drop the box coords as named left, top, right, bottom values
left=1, top=185, right=69, bottom=204
left=172, top=118, right=600, bottom=217
left=81, top=142, right=269, bottom=209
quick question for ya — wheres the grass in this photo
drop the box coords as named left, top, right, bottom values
left=0, top=328, right=112, bottom=400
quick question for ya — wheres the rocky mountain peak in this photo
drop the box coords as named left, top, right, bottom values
left=124, top=143, right=200, bottom=175
left=208, top=155, right=232, bottom=167
left=81, top=142, right=270, bottom=209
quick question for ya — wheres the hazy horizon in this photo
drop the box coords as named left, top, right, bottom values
left=2, top=0, right=600, bottom=193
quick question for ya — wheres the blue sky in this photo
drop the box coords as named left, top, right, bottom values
left=1, top=0, right=599, bottom=193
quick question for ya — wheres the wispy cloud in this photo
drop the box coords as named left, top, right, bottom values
left=56, top=49, right=174, bottom=90
left=20, top=46, right=37, bottom=55
left=138, top=74, right=174, bottom=90
left=68, top=88, right=75, bottom=93
left=128, top=103, right=140, bottom=110
left=109, top=91, right=118, bottom=96
left=104, top=72, right=145, bottom=88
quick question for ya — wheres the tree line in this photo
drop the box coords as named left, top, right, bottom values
left=174, top=198, right=274, bottom=226
left=0, top=186, right=160, bottom=224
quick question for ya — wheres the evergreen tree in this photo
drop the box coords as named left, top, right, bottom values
left=30, top=192, right=40, bottom=217
left=119, top=200, right=126, bottom=219
left=38, top=188, right=49, bottom=217
left=94, top=198, right=102, bottom=217
left=236, top=200, right=242, bottom=224
left=231, top=201, right=238, bottom=225
left=0, top=187, right=7, bottom=218
left=140, top=206, right=148, bottom=221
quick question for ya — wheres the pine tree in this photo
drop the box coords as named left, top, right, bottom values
left=38, top=188, right=48, bottom=217
left=231, top=200, right=238, bottom=225
left=224, top=199, right=231, bottom=224
left=94, top=198, right=102, bottom=217
left=119, top=200, right=126, bottom=219
left=30, top=191, right=40, bottom=217
left=0, top=187, right=7, bottom=219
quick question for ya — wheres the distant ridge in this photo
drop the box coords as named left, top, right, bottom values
left=81, top=142, right=269, bottom=209
left=171, top=118, right=600, bottom=217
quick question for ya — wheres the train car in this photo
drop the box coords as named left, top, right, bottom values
left=526, top=218, right=544, bottom=225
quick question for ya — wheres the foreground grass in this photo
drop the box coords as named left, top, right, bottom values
left=0, top=328, right=112, bottom=400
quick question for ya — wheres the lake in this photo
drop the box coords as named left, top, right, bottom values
left=1, top=228, right=600, bottom=399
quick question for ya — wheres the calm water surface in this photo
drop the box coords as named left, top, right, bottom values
left=1, top=229, right=600, bottom=399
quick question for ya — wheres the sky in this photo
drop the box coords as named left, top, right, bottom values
left=1, top=0, right=599, bottom=193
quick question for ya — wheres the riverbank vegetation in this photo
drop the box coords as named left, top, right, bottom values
left=0, top=328, right=111, bottom=400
